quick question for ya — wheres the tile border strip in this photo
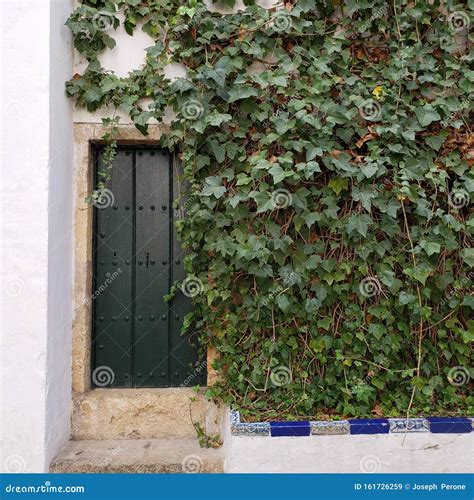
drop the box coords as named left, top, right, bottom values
left=230, top=411, right=474, bottom=437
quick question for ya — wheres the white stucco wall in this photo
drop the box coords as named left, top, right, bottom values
left=45, top=0, right=74, bottom=469
left=0, top=0, right=73, bottom=473
left=227, top=434, right=474, bottom=473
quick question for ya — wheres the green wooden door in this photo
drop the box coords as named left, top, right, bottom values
left=92, top=147, right=205, bottom=388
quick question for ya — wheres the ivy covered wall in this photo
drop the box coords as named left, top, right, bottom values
left=67, top=0, right=473, bottom=420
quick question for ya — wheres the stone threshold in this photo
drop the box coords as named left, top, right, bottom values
left=50, top=438, right=225, bottom=473
left=72, top=388, right=218, bottom=440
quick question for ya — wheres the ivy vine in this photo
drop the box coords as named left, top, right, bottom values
left=67, top=0, right=473, bottom=420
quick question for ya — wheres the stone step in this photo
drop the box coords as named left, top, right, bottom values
left=50, top=438, right=225, bottom=473
left=72, top=388, right=223, bottom=440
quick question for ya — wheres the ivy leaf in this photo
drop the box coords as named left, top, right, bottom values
left=210, top=143, right=225, bottom=163
left=317, top=317, right=331, bottom=330
left=378, top=198, right=400, bottom=218
left=346, top=214, right=372, bottom=237
left=103, top=34, right=116, bottom=49
left=236, top=174, right=252, bottom=186
left=269, top=165, right=290, bottom=184
left=227, top=86, right=259, bottom=103
left=419, top=240, right=441, bottom=256
left=425, top=134, right=445, bottom=151
left=460, top=249, right=474, bottom=267
left=202, top=185, right=226, bottom=198
left=399, top=291, right=416, bottom=305
left=415, top=104, right=441, bottom=127
left=462, top=296, right=474, bottom=309
left=304, top=212, right=322, bottom=229
left=250, top=192, right=273, bottom=213
left=145, top=42, right=163, bottom=58
left=328, top=177, right=349, bottom=195
left=352, top=186, right=376, bottom=212
left=305, top=255, right=322, bottom=270
left=309, top=338, right=325, bottom=353
left=207, top=113, right=232, bottom=127
left=202, top=177, right=227, bottom=199
left=293, top=0, right=316, bottom=14
left=83, top=87, right=103, bottom=103
left=410, top=264, right=433, bottom=285
left=277, top=295, right=291, bottom=312
left=360, top=163, right=378, bottom=178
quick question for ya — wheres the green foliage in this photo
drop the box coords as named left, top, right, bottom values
left=67, top=0, right=473, bottom=419
left=190, top=388, right=223, bottom=448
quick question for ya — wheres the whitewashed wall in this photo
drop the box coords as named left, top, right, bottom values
left=227, top=434, right=474, bottom=473
left=0, top=0, right=74, bottom=473
left=45, top=0, right=75, bottom=470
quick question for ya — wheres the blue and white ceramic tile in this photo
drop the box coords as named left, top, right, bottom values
left=427, top=417, right=472, bottom=434
left=231, top=422, right=270, bottom=437
left=270, top=421, right=311, bottom=437
left=389, top=418, right=429, bottom=433
left=310, top=421, right=349, bottom=435
left=230, top=410, right=240, bottom=425
left=229, top=410, right=472, bottom=436
left=349, top=418, right=390, bottom=434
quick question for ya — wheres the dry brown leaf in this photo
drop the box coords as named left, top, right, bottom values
left=371, top=405, right=384, bottom=417
left=356, top=132, right=379, bottom=148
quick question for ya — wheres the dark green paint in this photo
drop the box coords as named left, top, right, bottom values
left=92, top=147, right=205, bottom=388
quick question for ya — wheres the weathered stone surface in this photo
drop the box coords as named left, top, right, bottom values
left=72, top=124, right=168, bottom=394
left=206, top=346, right=220, bottom=386
left=50, top=438, right=224, bottom=473
left=72, top=388, right=223, bottom=440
